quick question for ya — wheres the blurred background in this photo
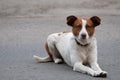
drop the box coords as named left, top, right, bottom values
left=0, top=0, right=120, bottom=17
left=0, top=0, right=120, bottom=80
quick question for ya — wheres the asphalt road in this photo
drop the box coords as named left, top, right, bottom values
left=0, top=0, right=120, bottom=80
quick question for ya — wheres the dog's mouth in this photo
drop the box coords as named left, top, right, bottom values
left=75, top=37, right=89, bottom=45
left=79, top=39, right=88, bottom=44
left=75, top=39, right=90, bottom=46
left=78, top=36, right=88, bottom=43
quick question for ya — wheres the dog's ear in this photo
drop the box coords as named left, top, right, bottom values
left=90, top=16, right=101, bottom=27
left=67, top=15, right=77, bottom=26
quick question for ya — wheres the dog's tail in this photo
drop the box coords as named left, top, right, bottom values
left=33, top=55, right=52, bottom=63
left=33, top=42, right=53, bottom=63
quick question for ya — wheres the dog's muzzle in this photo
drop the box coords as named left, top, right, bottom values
left=81, top=34, right=86, bottom=39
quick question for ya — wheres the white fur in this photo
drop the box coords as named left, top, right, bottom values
left=79, top=19, right=89, bottom=40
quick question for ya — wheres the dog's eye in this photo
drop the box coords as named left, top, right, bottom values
left=76, top=26, right=82, bottom=30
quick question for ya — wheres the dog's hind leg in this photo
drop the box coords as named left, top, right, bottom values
left=46, top=34, right=63, bottom=64
left=47, top=41, right=63, bottom=64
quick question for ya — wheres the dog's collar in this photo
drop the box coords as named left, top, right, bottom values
left=75, top=39, right=90, bottom=46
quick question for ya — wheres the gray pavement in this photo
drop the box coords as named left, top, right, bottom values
left=0, top=0, right=120, bottom=80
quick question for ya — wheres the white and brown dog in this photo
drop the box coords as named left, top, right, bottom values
left=33, top=15, right=107, bottom=77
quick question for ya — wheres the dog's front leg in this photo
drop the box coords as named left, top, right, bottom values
left=90, top=62, right=102, bottom=72
left=89, top=48, right=107, bottom=77
left=73, top=62, right=100, bottom=77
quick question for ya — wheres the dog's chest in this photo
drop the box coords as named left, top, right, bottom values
left=77, top=46, right=92, bottom=62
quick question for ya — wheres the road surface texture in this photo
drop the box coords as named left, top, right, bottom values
left=0, top=0, right=120, bottom=80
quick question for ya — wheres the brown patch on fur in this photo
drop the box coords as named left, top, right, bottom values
left=58, top=31, right=70, bottom=36
left=45, top=42, right=53, bottom=60
left=58, top=33, right=61, bottom=36
left=63, top=31, right=70, bottom=33
left=72, top=19, right=82, bottom=36
left=85, top=18, right=95, bottom=37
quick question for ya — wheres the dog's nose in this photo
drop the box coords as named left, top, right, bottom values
left=81, top=34, right=86, bottom=39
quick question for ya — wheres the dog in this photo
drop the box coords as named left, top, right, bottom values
left=33, top=15, right=107, bottom=77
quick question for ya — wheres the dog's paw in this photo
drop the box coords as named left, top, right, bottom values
left=99, top=71, right=107, bottom=77
left=93, top=71, right=107, bottom=78
left=54, top=59, right=63, bottom=64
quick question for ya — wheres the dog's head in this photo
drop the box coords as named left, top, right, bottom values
left=67, top=15, right=101, bottom=44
